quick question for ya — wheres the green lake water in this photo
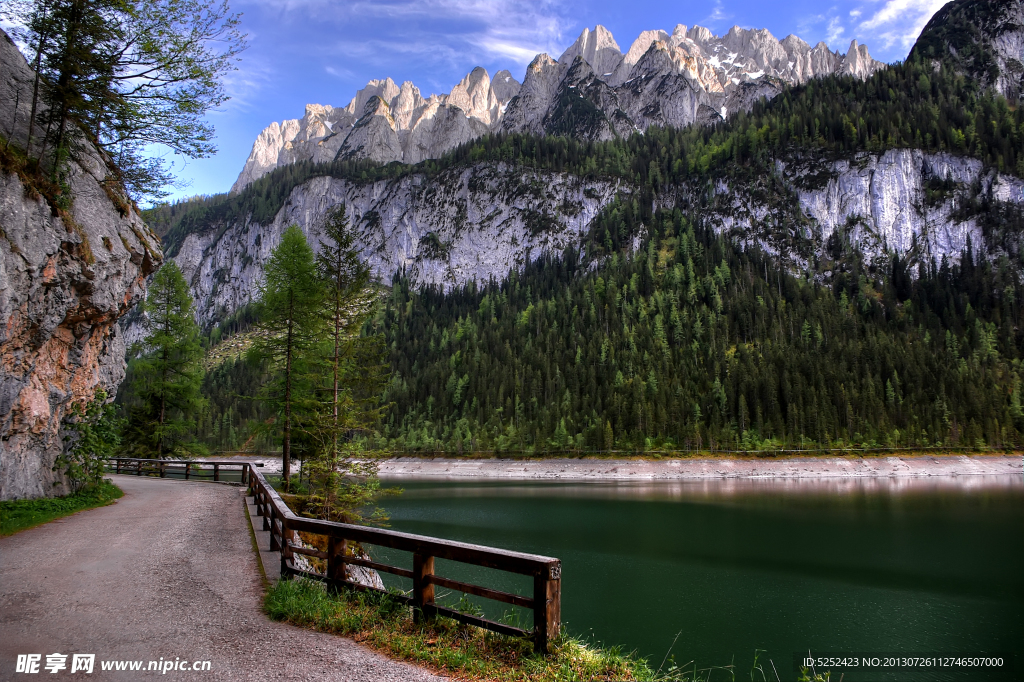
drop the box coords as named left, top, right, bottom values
left=372, top=474, right=1023, bottom=682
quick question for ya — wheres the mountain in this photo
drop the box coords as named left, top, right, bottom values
left=231, top=23, right=882, bottom=193
left=912, top=0, right=1024, bottom=102
left=137, top=1, right=1024, bottom=453
left=0, top=32, right=162, bottom=499
left=144, top=44, right=1023, bottom=331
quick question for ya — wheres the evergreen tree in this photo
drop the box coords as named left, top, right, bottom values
left=3, top=0, right=246, bottom=198
left=249, top=225, right=323, bottom=491
left=304, top=205, right=390, bottom=522
left=123, top=261, right=204, bottom=457
left=316, top=204, right=373, bottom=448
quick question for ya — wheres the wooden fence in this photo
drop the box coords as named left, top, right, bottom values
left=109, top=457, right=251, bottom=482
left=106, top=457, right=562, bottom=653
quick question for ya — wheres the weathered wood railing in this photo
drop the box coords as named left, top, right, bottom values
left=107, top=457, right=562, bottom=653
left=247, top=464, right=561, bottom=653
left=106, top=457, right=251, bottom=483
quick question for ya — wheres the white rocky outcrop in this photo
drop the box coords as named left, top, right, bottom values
left=230, top=70, right=522, bottom=194
left=174, top=164, right=626, bottom=328
left=157, top=147, right=1024, bottom=337
left=231, top=23, right=883, bottom=193
left=701, top=149, right=1024, bottom=266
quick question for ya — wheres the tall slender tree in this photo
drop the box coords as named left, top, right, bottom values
left=316, top=205, right=374, bottom=451
left=124, top=261, right=205, bottom=457
left=249, top=225, right=323, bottom=491
left=303, top=205, right=390, bottom=522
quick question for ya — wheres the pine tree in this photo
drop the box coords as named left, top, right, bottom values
left=304, top=205, right=390, bottom=522
left=124, top=261, right=205, bottom=457
left=249, top=225, right=323, bottom=491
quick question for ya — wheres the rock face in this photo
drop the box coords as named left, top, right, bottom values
left=230, top=70, right=522, bottom=194
left=702, top=150, right=1024, bottom=265
left=171, top=165, right=625, bottom=328
left=153, top=149, right=1023, bottom=333
left=231, top=23, right=883, bottom=193
left=912, top=0, right=1024, bottom=102
left=0, top=31, right=162, bottom=500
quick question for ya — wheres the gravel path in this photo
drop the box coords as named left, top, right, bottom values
left=0, top=475, right=446, bottom=681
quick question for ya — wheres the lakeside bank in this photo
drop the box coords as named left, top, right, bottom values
left=377, top=454, right=1022, bottom=480
left=232, top=452, right=1023, bottom=482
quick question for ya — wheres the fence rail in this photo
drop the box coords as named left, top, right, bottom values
left=105, top=457, right=561, bottom=653
left=107, top=457, right=251, bottom=482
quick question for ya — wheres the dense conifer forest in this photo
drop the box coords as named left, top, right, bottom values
left=375, top=205, right=1024, bottom=452
left=134, top=41, right=1024, bottom=454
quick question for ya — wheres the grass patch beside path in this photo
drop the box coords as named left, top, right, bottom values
left=265, top=578, right=659, bottom=681
left=0, top=480, right=123, bottom=537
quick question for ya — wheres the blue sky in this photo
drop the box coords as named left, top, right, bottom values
left=160, top=0, right=948, bottom=202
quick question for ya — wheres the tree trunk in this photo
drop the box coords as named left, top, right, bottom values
left=283, top=291, right=294, bottom=491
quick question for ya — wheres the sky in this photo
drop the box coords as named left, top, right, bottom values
left=156, top=0, right=950, bottom=202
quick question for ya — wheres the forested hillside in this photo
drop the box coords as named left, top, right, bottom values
left=137, top=3, right=1024, bottom=454
left=376, top=203, right=1023, bottom=452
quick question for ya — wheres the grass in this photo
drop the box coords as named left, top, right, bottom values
left=0, top=480, right=123, bottom=536
left=265, top=577, right=665, bottom=681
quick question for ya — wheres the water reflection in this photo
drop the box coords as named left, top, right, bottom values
left=385, top=473, right=1023, bottom=501
left=381, top=473, right=1023, bottom=682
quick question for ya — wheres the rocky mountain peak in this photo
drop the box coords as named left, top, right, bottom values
left=558, top=25, right=624, bottom=76
left=231, top=18, right=885, bottom=193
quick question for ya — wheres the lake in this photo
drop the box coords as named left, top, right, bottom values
left=373, top=474, right=1023, bottom=681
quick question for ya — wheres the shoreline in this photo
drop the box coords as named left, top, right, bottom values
left=212, top=452, right=1022, bottom=481
left=376, top=454, right=1023, bottom=481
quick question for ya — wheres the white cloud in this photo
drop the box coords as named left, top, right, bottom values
left=857, top=0, right=947, bottom=51
left=704, top=0, right=730, bottom=25
left=240, top=0, right=570, bottom=70
left=827, top=17, right=845, bottom=43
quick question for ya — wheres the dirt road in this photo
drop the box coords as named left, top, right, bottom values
left=0, top=475, right=445, bottom=680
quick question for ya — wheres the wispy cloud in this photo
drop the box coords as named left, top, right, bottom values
left=856, top=0, right=947, bottom=52
left=827, top=17, right=845, bottom=43
left=703, top=0, right=730, bottom=26
left=239, top=0, right=570, bottom=81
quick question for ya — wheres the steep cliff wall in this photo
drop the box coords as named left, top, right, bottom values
left=0, top=32, right=162, bottom=500
left=171, top=164, right=626, bottom=328
left=151, top=149, right=1024, bottom=336
left=706, top=149, right=1024, bottom=263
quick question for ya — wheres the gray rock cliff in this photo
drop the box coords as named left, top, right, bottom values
left=149, top=149, right=1023, bottom=336
left=0, top=31, right=162, bottom=500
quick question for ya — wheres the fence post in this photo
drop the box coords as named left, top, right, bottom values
left=279, top=519, right=291, bottom=578
left=327, top=536, right=348, bottom=591
left=184, top=462, right=190, bottom=480
left=214, top=464, right=220, bottom=482
left=160, top=462, right=166, bottom=478
left=116, top=459, right=121, bottom=474
left=533, top=561, right=561, bottom=654
left=412, top=553, right=435, bottom=624
left=269, top=512, right=281, bottom=551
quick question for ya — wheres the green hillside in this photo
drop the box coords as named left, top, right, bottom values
left=137, top=32, right=1024, bottom=454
